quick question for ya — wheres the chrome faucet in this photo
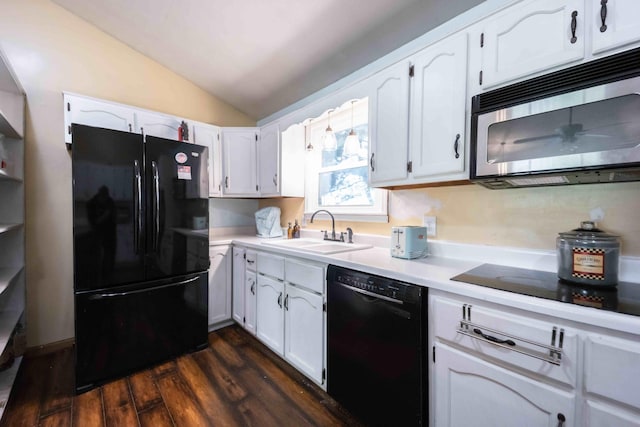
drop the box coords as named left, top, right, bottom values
left=310, top=209, right=339, bottom=241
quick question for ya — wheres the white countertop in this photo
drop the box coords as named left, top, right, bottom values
left=211, top=231, right=640, bottom=335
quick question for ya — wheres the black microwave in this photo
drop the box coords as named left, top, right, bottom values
left=470, top=47, right=640, bottom=189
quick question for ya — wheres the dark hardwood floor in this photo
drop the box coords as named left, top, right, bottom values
left=0, top=325, right=362, bottom=427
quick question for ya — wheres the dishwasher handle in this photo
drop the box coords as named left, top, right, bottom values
left=334, top=281, right=404, bottom=305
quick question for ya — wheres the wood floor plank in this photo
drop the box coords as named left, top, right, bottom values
left=236, top=396, right=283, bottom=427
left=242, top=337, right=357, bottom=426
left=192, top=349, right=247, bottom=402
left=72, top=387, right=105, bottom=427
left=156, top=373, right=210, bottom=427
left=216, top=327, right=249, bottom=347
left=102, top=378, right=138, bottom=427
left=39, top=408, right=71, bottom=427
left=237, top=365, right=313, bottom=426
left=1, top=324, right=359, bottom=427
left=208, top=334, right=244, bottom=368
left=128, top=370, right=162, bottom=412
left=175, top=353, right=239, bottom=426
left=138, top=405, right=174, bottom=427
left=39, top=409, right=71, bottom=427
left=0, top=356, right=50, bottom=427
left=152, top=360, right=177, bottom=378
left=39, top=347, right=73, bottom=418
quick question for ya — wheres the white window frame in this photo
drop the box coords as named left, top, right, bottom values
left=303, top=99, right=388, bottom=223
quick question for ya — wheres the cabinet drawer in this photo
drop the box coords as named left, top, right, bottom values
left=245, top=250, right=257, bottom=272
left=257, top=252, right=284, bottom=280
left=584, top=334, right=640, bottom=411
left=285, top=259, right=324, bottom=294
left=432, top=295, right=577, bottom=386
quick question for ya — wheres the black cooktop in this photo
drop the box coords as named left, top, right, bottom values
left=451, top=263, right=640, bottom=317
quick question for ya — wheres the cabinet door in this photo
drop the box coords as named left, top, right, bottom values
left=232, top=247, right=245, bottom=325
left=368, top=61, right=410, bottom=186
left=409, top=33, right=467, bottom=180
left=591, top=0, right=640, bottom=55
left=434, top=344, right=575, bottom=427
left=222, top=128, right=258, bottom=196
left=135, top=110, right=187, bottom=142
left=64, top=94, right=135, bottom=143
left=244, top=270, right=257, bottom=335
left=258, top=122, right=279, bottom=196
left=208, top=245, right=231, bottom=326
left=584, top=399, right=640, bottom=427
left=256, top=274, right=284, bottom=355
left=584, top=334, right=640, bottom=411
left=480, top=0, right=585, bottom=89
left=284, top=284, right=323, bottom=384
left=193, top=122, right=222, bottom=197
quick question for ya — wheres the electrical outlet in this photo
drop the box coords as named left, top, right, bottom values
left=423, top=215, right=437, bottom=237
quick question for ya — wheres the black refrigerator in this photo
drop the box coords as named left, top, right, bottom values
left=72, top=124, right=209, bottom=393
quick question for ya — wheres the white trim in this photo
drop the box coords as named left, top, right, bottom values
left=303, top=212, right=389, bottom=224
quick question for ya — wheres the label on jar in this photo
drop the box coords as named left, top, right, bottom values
left=572, top=247, right=605, bottom=280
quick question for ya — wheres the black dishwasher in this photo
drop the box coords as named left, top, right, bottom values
left=327, top=265, right=427, bottom=426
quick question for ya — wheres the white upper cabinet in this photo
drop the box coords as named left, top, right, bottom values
left=591, top=0, right=640, bottom=55
left=221, top=128, right=259, bottom=197
left=257, top=122, right=279, bottom=196
left=409, top=33, right=467, bottom=179
left=369, top=32, right=468, bottom=187
left=479, top=0, right=585, bottom=90
left=134, top=110, right=190, bottom=142
left=192, top=122, right=222, bottom=197
left=64, top=93, right=134, bottom=143
left=368, top=60, right=411, bottom=186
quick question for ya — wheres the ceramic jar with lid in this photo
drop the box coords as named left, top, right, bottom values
left=557, top=221, right=621, bottom=286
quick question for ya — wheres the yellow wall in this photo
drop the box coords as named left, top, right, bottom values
left=261, top=181, right=640, bottom=256
left=0, top=0, right=254, bottom=347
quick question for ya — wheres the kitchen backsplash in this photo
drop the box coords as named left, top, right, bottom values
left=209, top=198, right=259, bottom=228
left=259, top=181, right=640, bottom=257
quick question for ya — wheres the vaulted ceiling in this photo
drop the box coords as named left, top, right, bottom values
left=52, top=0, right=484, bottom=120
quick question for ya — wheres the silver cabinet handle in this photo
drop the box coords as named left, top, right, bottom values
left=570, top=10, right=578, bottom=44
left=273, top=173, right=277, bottom=186
left=454, top=133, right=460, bottom=159
left=277, top=292, right=283, bottom=308
left=370, top=152, right=375, bottom=171
left=557, top=413, right=566, bottom=427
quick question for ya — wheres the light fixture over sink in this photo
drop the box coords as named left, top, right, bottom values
left=343, top=100, right=360, bottom=157
left=322, top=109, right=337, bottom=151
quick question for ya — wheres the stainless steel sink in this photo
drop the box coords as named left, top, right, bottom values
left=260, top=238, right=372, bottom=254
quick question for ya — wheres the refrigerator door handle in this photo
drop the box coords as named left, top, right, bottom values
left=87, top=275, right=200, bottom=300
left=133, top=160, right=142, bottom=254
left=152, top=160, right=160, bottom=251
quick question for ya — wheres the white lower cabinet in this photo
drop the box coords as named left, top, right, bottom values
left=231, top=247, right=245, bottom=325
left=434, top=344, right=575, bottom=427
left=207, top=245, right=231, bottom=327
left=284, top=284, right=324, bottom=384
left=236, top=248, right=326, bottom=388
left=431, top=290, right=640, bottom=427
left=256, top=274, right=285, bottom=354
left=244, top=270, right=257, bottom=335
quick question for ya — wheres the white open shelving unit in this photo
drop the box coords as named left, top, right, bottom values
left=0, top=46, right=25, bottom=419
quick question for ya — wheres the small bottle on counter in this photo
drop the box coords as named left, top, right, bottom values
left=287, top=222, right=293, bottom=239
left=293, top=219, right=300, bottom=238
